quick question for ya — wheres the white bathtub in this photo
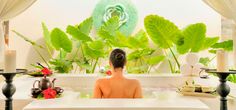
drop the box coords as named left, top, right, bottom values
left=0, top=74, right=236, bottom=110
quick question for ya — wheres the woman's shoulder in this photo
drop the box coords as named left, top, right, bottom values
left=126, top=78, right=140, bottom=84
left=95, top=78, right=109, bottom=84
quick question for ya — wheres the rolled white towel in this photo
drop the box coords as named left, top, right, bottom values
left=180, top=64, right=193, bottom=76
left=186, top=53, right=199, bottom=66
left=192, top=63, right=204, bottom=76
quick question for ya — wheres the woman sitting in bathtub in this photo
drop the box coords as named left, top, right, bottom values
left=93, top=49, right=142, bottom=98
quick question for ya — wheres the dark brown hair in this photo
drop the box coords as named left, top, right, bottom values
left=109, top=49, right=126, bottom=68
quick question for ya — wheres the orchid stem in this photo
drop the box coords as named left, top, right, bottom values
left=45, top=44, right=53, bottom=58
left=34, top=46, right=50, bottom=68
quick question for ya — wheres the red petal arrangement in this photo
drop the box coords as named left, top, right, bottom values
left=42, top=88, right=57, bottom=99
left=41, top=67, right=52, bottom=76
left=106, top=70, right=112, bottom=76
left=37, top=62, right=53, bottom=76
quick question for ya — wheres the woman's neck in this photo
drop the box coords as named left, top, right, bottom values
left=111, top=68, right=124, bottom=79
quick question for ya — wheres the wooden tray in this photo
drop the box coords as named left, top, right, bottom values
left=177, top=91, right=217, bottom=98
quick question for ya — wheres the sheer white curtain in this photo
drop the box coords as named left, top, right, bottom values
left=203, top=0, right=236, bottom=67
left=0, top=0, right=37, bottom=68
left=203, top=0, right=236, bottom=21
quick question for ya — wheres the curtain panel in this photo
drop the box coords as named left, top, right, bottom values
left=0, top=0, right=37, bottom=68
left=203, top=0, right=236, bottom=68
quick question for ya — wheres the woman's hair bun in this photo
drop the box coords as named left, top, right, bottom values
left=115, top=53, right=124, bottom=60
left=110, top=48, right=126, bottom=68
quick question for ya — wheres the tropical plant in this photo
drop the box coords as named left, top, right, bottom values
left=13, top=17, right=106, bottom=73
left=49, top=28, right=73, bottom=73
left=14, top=14, right=226, bottom=75
left=144, top=15, right=181, bottom=73
left=97, top=16, right=165, bottom=73
left=66, top=17, right=108, bottom=73
left=144, top=14, right=219, bottom=73
left=125, top=30, right=165, bottom=73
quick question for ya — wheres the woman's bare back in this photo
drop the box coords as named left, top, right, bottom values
left=93, top=78, right=142, bottom=98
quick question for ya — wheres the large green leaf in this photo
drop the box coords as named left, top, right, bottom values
left=128, top=50, right=142, bottom=60
left=97, top=29, right=115, bottom=41
left=83, top=43, right=104, bottom=59
left=201, top=37, right=219, bottom=50
left=127, top=37, right=140, bottom=48
left=135, top=30, right=149, bottom=48
left=211, top=40, right=233, bottom=51
left=208, top=49, right=217, bottom=54
left=51, top=28, right=72, bottom=52
left=78, top=17, right=93, bottom=35
left=199, top=57, right=211, bottom=66
left=178, top=23, right=206, bottom=53
left=42, top=22, right=53, bottom=48
left=66, top=25, right=92, bottom=42
left=106, top=32, right=129, bottom=48
left=128, top=30, right=149, bottom=49
left=49, top=58, right=73, bottom=73
left=175, top=33, right=189, bottom=54
left=146, top=56, right=165, bottom=65
left=115, top=32, right=130, bottom=47
left=128, top=48, right=155, bottom=60
left=140, top=48, right=155, bottom=56
left=100, top=16, right=120, bottom=36
left=176, top=23, right=217, bottom=54
left=88, top=40, right=105, bottom=51
left=97, top=16, right=120, bottom=41
left=144, top=15, right=180, bottom=49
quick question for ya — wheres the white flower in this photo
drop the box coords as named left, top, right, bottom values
left=181, top=53, right=205, bottom=76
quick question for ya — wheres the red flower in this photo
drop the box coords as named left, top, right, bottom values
left=42, top=88, right=57, bottom=99
left=41, top=67, right=52, bottom=76
left=106, top=70, right=112, bottom=76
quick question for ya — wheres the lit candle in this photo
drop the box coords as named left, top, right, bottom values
left=216, top=49, right=228, bottom=72
left=4, top=49, right=16, bottom=73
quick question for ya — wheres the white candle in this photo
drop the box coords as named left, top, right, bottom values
left=216, top=49, right=228, bottom=72
left=4, top=50, right=16, bottom=73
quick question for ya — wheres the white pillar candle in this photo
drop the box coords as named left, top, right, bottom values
left=217, top=49, right=228, bottom=72
left=4, top=50, right=16, bottom=73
